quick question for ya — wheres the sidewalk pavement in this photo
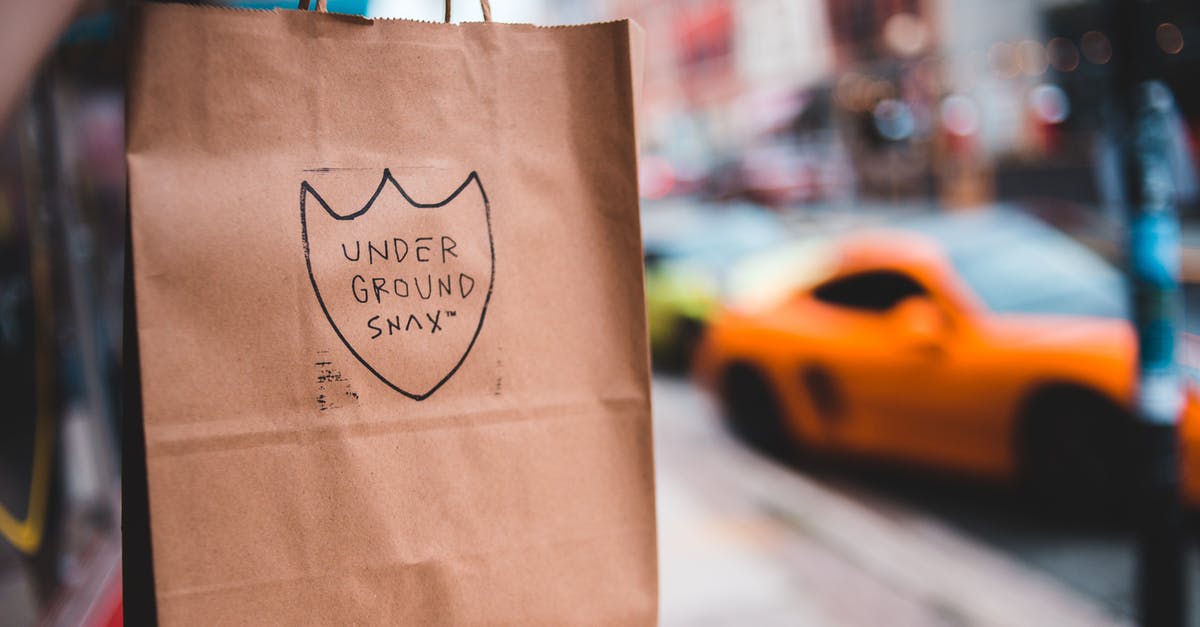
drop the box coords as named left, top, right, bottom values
left=653, top=377, right=1129, bottom=627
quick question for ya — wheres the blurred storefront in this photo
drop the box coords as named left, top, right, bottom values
left=570, top=0, right=1198, bottom=216
left=0, top=2, right=125, bottom=624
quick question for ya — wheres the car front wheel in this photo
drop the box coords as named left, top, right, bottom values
left=721, top=364, right=794, bottom=459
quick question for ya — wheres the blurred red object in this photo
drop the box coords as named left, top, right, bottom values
left=92, top=580, right=121, bottom=627
left=640, top=155, right=676, bottom=199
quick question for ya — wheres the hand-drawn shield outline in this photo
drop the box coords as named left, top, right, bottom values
left=299, top=169, right=494, bottom=401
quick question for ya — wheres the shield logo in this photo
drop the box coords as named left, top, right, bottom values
left=300, top=169, right=493, bottom=400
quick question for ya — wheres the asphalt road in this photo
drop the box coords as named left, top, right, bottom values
left=652, top=374, right=1200, bottom=626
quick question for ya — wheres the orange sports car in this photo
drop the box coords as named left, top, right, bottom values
left=694, top=209, right=1200, bottom=506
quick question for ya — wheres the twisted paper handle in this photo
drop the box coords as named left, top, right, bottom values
left=298, top=0, right=492, bottom=22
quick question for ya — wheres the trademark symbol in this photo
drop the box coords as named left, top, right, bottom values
left=445, top=310, right=457, bottom=317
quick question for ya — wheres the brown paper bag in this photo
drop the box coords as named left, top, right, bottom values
left=124, top=2, right=656, bottom=623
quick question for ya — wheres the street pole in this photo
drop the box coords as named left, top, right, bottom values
left=1129, top=82, right=1186, bottom=627
left=1108, top=2, right=1187, bottom=625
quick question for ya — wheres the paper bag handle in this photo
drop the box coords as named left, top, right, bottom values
left=296, top=0, right=493, bottom=22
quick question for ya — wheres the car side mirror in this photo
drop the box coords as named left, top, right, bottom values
left=889, top=296, right=948, bottom=353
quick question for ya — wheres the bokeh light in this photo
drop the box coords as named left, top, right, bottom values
left=1081, top=30, right=1112, bottom=64
left=1028, top=83, right=1070, bottom=124
left=1047, top=37, right=1080, bottom=72
left=1018, top=40, right=1048, bottom=76
left=883, top=12, right=929, bottom=57
left=873, top=99, right=916, bottom=141
left=1157, top=22, right=1185, bottom=55
left=988, top=42, right=1020, bottom=78
left=940, top=94, right=981, bottom=137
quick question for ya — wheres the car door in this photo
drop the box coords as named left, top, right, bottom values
left=797, top=268, right=974, bottom=467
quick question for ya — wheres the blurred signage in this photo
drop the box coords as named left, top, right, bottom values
left=675, top=1, right=732, bottom=69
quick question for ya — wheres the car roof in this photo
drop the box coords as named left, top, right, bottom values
left=832, top=207, right=1115, bottom=274
left=888, top=208, right=1094, bottom=262
left=832, top=228, right=948, bottom=275
left=839, top=208, right=1128, bottom=318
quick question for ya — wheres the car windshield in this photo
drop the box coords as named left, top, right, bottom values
left=901, top=210, right=1130, bottom=319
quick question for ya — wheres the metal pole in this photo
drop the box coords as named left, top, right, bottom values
left=1108, top=1, right=1188, bottom=625
left=1128, top=82, right=1186, bottom=627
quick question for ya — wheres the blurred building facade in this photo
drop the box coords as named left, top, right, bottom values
left=563, top=0, right=1198, bottom=210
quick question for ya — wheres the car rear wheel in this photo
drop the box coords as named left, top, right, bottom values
left=721, top=364, right=793, bottom=459
left=670, top=317, right=705, bottom=372
left=1019, top=387, right=1132, bottom=511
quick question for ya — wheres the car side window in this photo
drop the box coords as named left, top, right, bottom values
left=812, top=270, right=927, bottom=313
